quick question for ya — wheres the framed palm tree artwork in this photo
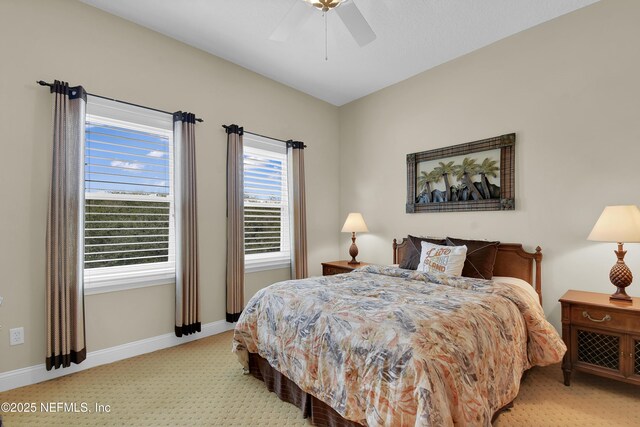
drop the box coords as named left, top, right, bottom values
left=406, top=133, right=515, bottom=213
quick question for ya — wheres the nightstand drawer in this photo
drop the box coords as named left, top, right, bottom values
left=571, top=305, right=639, bottom=333
left=323, top=265, right=350, bottom=276
left=321, top=261, right=369, bottom=276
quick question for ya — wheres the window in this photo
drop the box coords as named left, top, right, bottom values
left=84, top=96, right=175, bottom=293
left=243, top=134, right=290, bottom=272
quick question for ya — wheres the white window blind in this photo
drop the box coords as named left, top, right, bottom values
left=243, top=134, right=290, bottom=272
left=84, top=96, right=175, bottom=292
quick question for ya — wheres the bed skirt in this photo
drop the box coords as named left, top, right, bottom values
left=248, top=352, right=515, bottom=426
left=248, top=352, right=363, bottom=427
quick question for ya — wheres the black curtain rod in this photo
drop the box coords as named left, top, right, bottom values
left=221, top=125, right=307, bottom=148
left=37, top=80, right=203, bottom=123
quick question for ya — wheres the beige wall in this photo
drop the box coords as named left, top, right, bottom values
left=338, top=0, right=640, bottom=330
left=0, top=0, right=340, bottom=373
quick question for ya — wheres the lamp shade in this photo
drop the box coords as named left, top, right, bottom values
left=341, top=213, right=369, bottom=233
left=587, top=205, right=640, bottom=243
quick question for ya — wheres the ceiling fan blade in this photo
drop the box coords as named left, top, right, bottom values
left=269, top=1, right=314, bottom=42
left=335, top=1, right=376, bottom=47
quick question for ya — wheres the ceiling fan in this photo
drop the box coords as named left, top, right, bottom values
left=270, top=0, right=376, bottom=48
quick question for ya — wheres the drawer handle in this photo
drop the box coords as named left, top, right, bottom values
left=582, top=311, right=611, bottom=323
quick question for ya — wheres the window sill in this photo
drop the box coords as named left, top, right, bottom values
left=245, top=255, right=291, bottom=274
left=84, top=271, right=175, bottom=295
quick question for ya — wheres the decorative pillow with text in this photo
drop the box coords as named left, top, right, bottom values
left=399, top=235, right=447, bottom=270
left=416, top=241, right=467, bottom=276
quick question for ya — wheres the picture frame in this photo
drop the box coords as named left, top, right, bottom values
left=406, top=133, right=515, bottom=213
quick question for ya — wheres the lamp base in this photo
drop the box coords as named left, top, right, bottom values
left=608, top=244, right=633, bottom=302
left=348, top=232, right=360, bottom=264
left=609, top=289, right=632, bottom=301
left=609, top=288, right=633, bottom=302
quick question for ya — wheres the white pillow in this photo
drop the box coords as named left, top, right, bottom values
left=416, top=241, right=467, bottom=276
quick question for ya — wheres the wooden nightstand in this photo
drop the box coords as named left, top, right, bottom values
left=559, top=290, right=640, bottom=386
left=321, top=260, right=369, bottom=276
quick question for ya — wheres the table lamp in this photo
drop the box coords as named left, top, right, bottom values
left=341, top=213, right=368, bottom=264
left=587, top=205, right=640, bottom=301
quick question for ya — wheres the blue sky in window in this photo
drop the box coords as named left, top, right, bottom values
left=85, top=124, right=170, bottom=196
left=244, top=154, right=285, bottom=201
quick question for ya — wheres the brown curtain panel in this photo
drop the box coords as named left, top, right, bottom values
left=46, top=80, right=87, bottom=370
left=226, top=125, right=245, bottom=322
left=174, top=112, right=201, bottom=337
left=287, top=141, right=308, bottom=279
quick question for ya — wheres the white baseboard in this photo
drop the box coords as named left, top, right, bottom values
left=0, top=320, right=235, bottom=393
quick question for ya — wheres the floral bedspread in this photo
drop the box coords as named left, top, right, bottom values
left=232, top=265, right=566, bottom=426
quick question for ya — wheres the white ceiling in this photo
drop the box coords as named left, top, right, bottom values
left=80, top=0, right=599, bottom=106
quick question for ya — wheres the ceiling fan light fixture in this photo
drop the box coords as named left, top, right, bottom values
left=304, top=0, right=346, bottom=13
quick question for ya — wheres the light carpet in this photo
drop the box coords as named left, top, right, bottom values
left=0, top=330, right=638, bottom=426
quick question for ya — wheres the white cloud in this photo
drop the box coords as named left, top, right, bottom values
left=148, top=150, right=165, bottom=158
left=111, top=160, right=144, bottom=170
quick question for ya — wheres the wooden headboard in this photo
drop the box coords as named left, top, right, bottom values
left=392, top=238, right=543, bottom=303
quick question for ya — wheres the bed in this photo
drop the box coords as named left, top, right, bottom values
left=232, top=238, right=566, bottom=426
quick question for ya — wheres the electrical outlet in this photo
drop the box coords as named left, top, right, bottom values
left=10, top=327, right=24, bottom=346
